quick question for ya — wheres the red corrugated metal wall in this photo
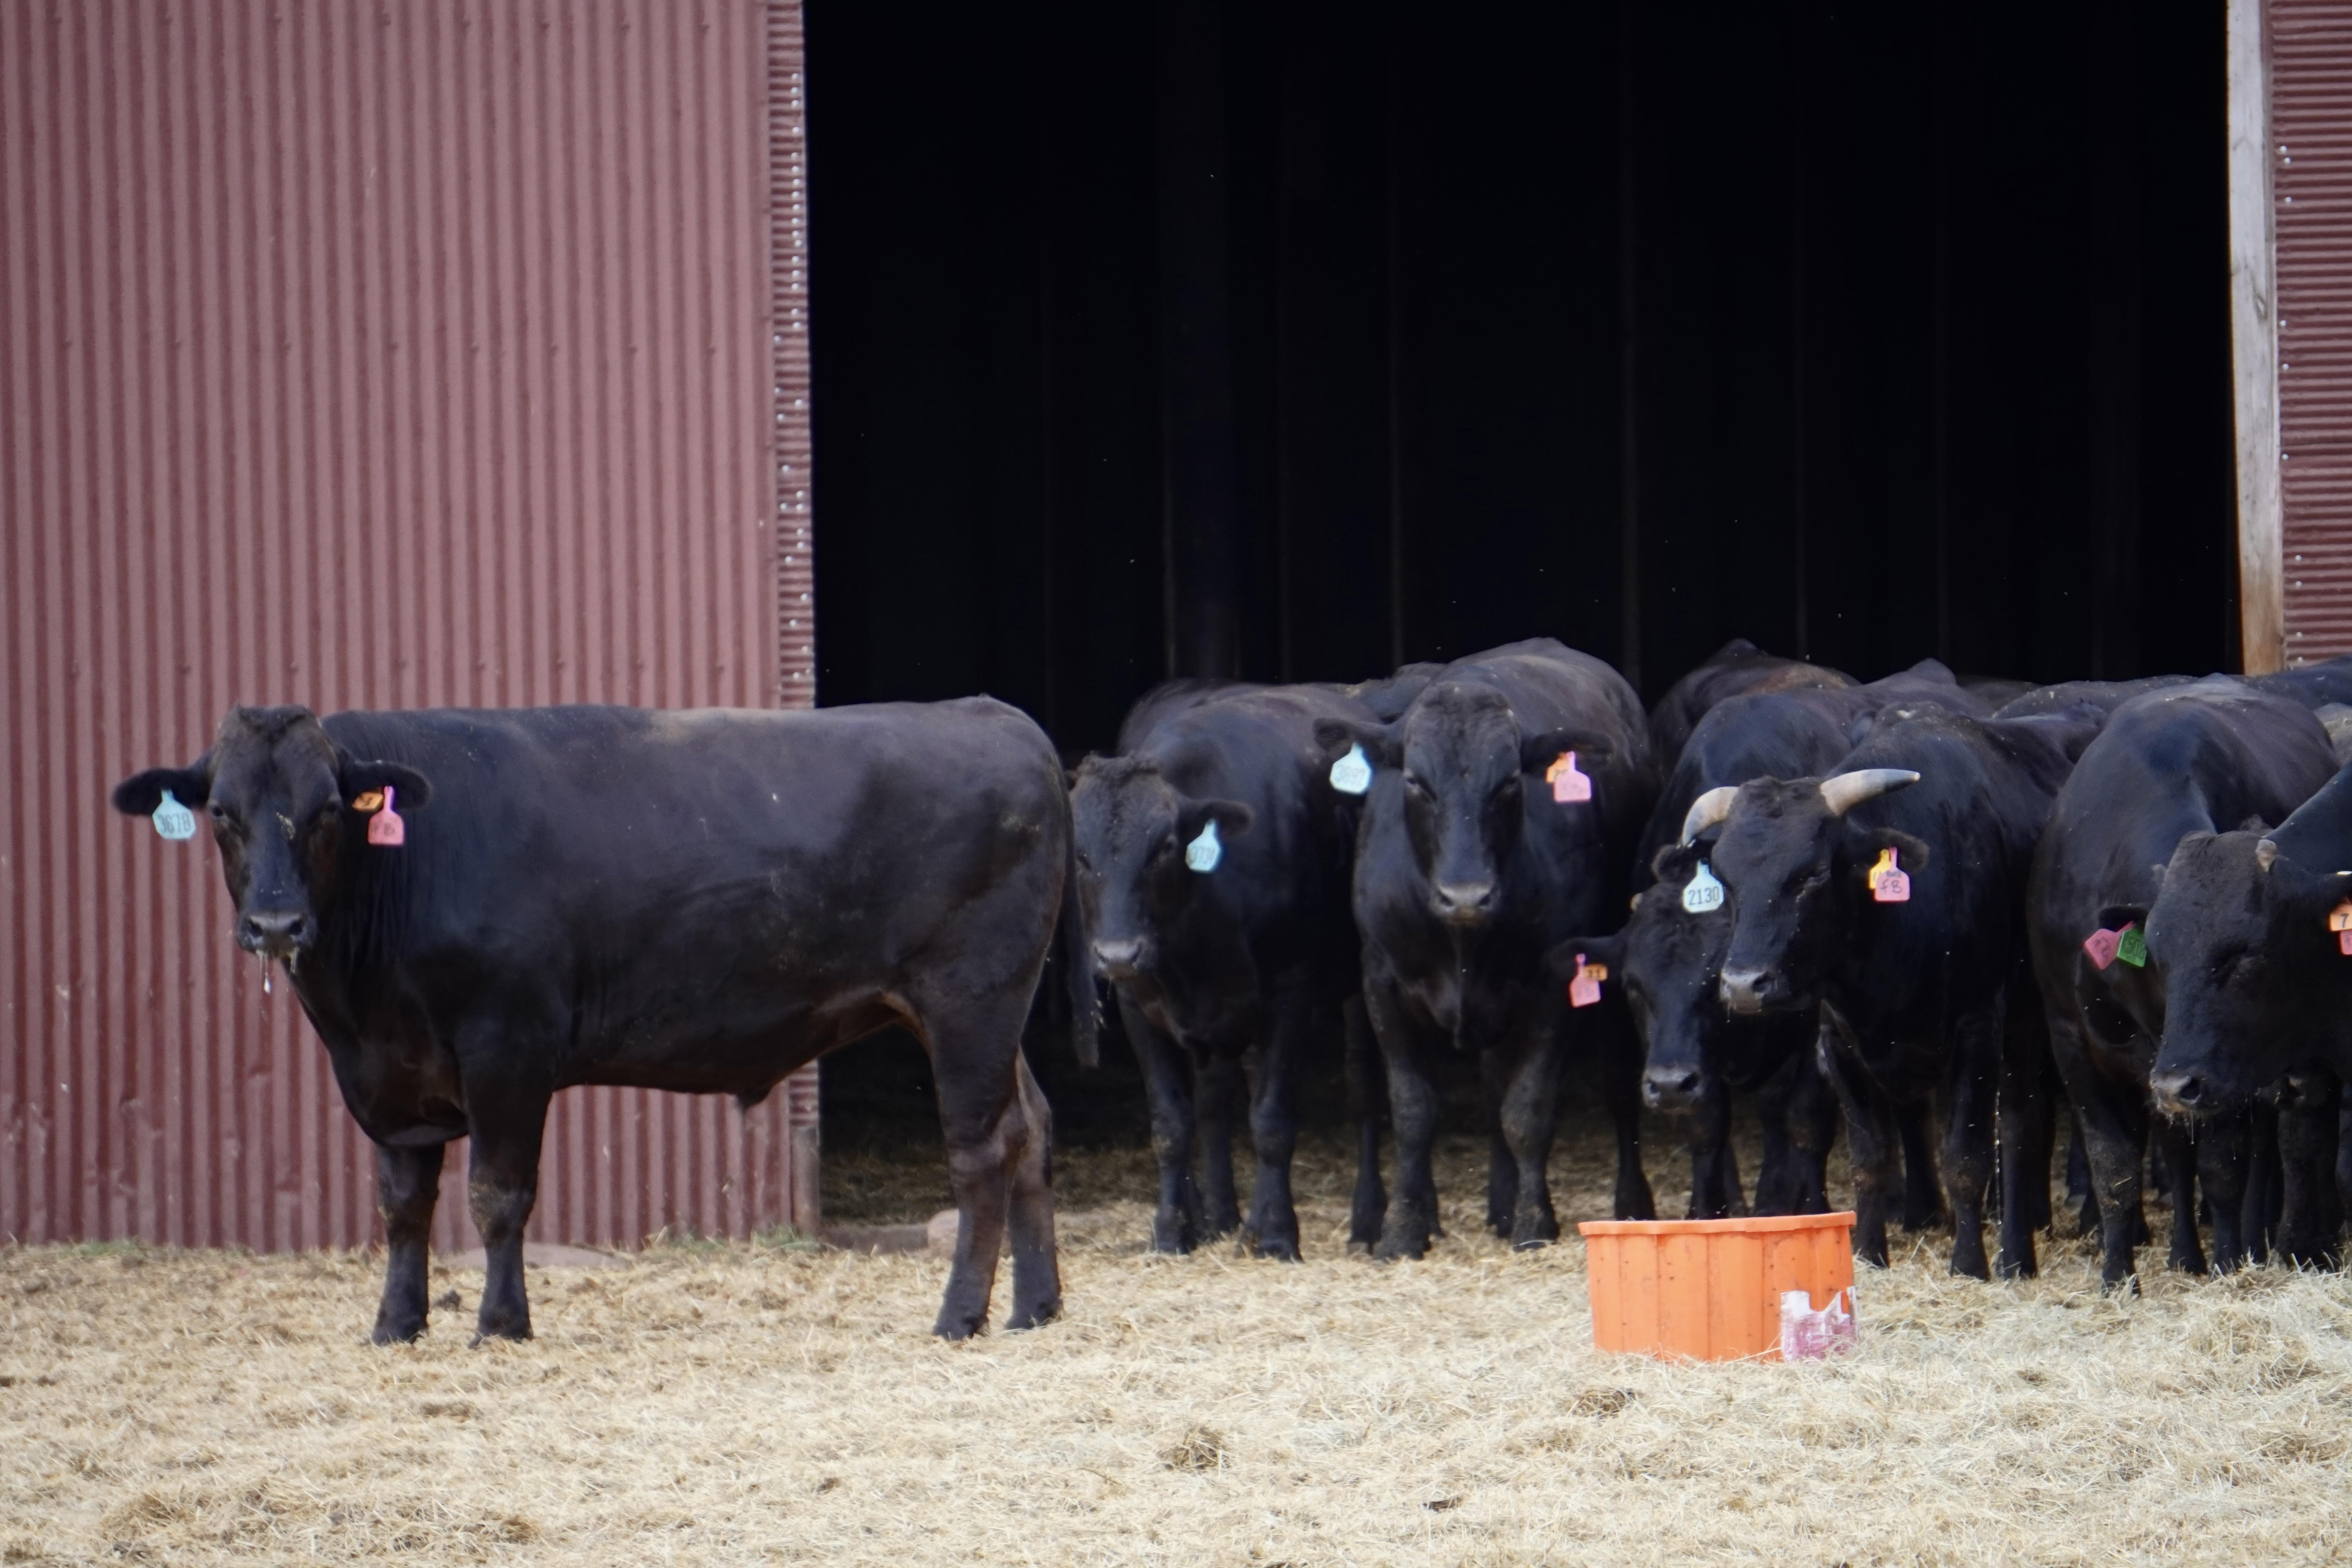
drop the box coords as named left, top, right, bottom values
left=0, top=0, right=821, bottom=1252
left=2274, top=0, right=2352, bottom=662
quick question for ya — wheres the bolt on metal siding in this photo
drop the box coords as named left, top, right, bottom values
left=0, top=0, right=820, bottom=1253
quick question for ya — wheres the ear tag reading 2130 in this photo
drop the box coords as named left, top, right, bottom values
left=1546, top=751, right=1593, bottom=804
left=365, top=785, right=405, bottom=848
left=1184, top=820, right=1222, bottom=874
left=2330, top=900, right=2352, bottom=956
left=1568, top=954, right=1608, bottom=1009
left=151, top=789, right=197, bottom=841
left=1868, top=848, right=1909, bottom=904
left=1682, top=861, right=1725, bottom=915
left=1329, top=742, right=1373, bottom=796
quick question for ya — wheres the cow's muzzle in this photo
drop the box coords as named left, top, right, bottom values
left=1718, top=965, right=1789, bottom=1016
left=2149, top=1069, right=2214, bottom=1118
left=238, top=908, right=314, bottom=958
left=1092, top=936, right=1148, bottom=981
left=1642, top=1063, right=1706, bottom=1111
left=1430, top=881, right=1498, bottom=927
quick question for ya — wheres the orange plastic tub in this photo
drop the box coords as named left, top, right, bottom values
left=1577, top=1212, right=1856, bottom=1361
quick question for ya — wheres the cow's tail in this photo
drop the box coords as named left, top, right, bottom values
left=1059, top=821, right=1101, bottom=1069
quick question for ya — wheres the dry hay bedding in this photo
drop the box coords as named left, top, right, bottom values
left=5, top=1136, right=2352, bottom=1566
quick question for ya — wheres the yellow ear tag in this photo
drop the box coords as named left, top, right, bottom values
left=2331, top=901, right=2352, bottom=955
left=1868, top=847, right=1909, bottom=904
left=350, top=791, right=385, bottom=814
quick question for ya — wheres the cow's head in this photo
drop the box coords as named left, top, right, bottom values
left=2145, top=829, right=2351, bottom=1116
left=1067, top=754, right=1251, bottom=983
left=112, top=706, right=432, bottom=962
left=1693, top=769, right=1927, bottom=1015
left=1573, top=842, right=1745, bottom=1110
left=1318, top=682, right=1609, bottom=930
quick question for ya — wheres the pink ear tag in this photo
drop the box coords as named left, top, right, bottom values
left=2083, top=927, right=2122, bottom=970
left=366, top=784, right=406, bottom=847
left=1547, top=751, right=1593, bottom=804
left=1868, top=847, right=1909, bottom=904
left=2330, top=902, right=2352, bottom=955
left=1568, top=954, right=1606, bottom=1009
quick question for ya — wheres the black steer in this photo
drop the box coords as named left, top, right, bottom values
left=1692, top=707, right=2098, bottom=1276
left=1071, top=682, right=1390, bottom=1258
left=115, top=701, right=1095, bottom=1343
left=1323, top=638, right=1660, bottom=1257
left=2027, top=680, right=2336, bottom=1289
left=1644, top=638, right=1853, bottom=776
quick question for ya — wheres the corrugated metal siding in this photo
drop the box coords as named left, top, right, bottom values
left=2274, top=0, right=2352, bottom=662
left=0, top=0, right=820, bottom=1253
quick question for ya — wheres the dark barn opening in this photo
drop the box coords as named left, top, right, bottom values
left=802, top=2, right=2239, bottom=1178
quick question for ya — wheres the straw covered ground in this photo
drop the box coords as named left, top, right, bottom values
left=5, top=1125, right=2352, bottom=1566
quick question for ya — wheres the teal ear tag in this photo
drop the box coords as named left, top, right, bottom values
left=1184, top=820, right=1222, bottom=873
left=1329, top=742, right=1372, bottom=796
left=151, top=789, right=197, bottom=841
left=1682, top=861, right=1724, bottom=914
left=2116, top=924, right=2147, bottom=968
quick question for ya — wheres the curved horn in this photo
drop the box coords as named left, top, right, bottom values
left=1681, top=786, right=1740, bottom=844
left=2256, top=837, right=2280, bottom=873
left=1818, top=768, right=1921, bottom=817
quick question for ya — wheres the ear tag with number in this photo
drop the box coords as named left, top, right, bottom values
left=151, top=789, right=197, bottom=841
left=2115, top=924, right=2147, bottom=967
left=1868, top=847, right=1909, bottom=904
left=1546, top=751, right=1593, bottom=804
left=1183, top=819, right=1222, bottom=874
left=1682, top=861, right=1725, bottom=915
left=2330, top=901, right=2352, bottom=955
left=1567, top=954, right=1607, bottom=1009
left=366, top=784, right=405, bottom=847
left=1329, top=742, right=1373, bottom=796
left=2083, top=927, right=2122, bottom=971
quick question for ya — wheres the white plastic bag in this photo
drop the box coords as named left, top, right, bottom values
left=1779, top=1287, right=1857, bottom=1360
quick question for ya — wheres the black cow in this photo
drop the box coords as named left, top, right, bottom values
left=1644, top=638, right=1853, bottom=775
left=1319, top=639, right=1659, bottom=1257
left=1690, top=706, right=2099, bottom=1276
left=114, top=701, right=1096, bottom=1343
left=2027, top=680, right=2336, bottom=1289
left=2247, top=653, right=2352, bottom=710
left=1071, top=682, right=1390, bottom=1258
left=2143, top=755, right=2352, bottom=1265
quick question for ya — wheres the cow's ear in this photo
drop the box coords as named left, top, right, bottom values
left=1313, top=717, right=1401, bottom=772
left=1543, top=931, right=1624, bottom=981
left=1519, top=728, right=1615, bottom=777
left=2096, top=903, right=2149, bottom=934
left=1176, top=796, right=1253, bottom=840
left=113, top=760, right=212, bottom=817
left=1651, top=840, right=1704, bottom=886
left=1849, top=824, right=1931, bottom=872
left=338, top=756, right=434, bottom=810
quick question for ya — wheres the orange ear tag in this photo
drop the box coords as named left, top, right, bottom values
left=1547, top=751, right=1593, bottom=804
left=1868, top=847, right=1909, bottom=904
left=366, top=784, right=405, bottom=847
left=349, top=790, right=384, bottom=813
left=2331, top=901, right=2352, bottom=954
left=1568, top=955, right=1606, bottom=1009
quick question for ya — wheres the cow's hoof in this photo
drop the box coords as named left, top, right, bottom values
left=1254, top=1235, right=1302, bottom=1263
left=2099, top=1271, right=2141, bottom=1298
left=1995, top=1254, right=2038, bottom=1281
left=1373, top=1233, right=1432, bottom=1262
left=1150, top=1214, right=1194, bottom=1255
left=470, top=1314, right=533, bottom=1346
left=1949, top=1254, right=1991, bottom=1282
left=931, top=1308, right=987, bottom=1340
left=1004, top=1297, right=1063, bottom=1332
left=369, top=1316, right=425, bottom=1346
left=2169, top=1247, right=2209, bottom=1277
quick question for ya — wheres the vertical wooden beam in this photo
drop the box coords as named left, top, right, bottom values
left=2230, top=0, right=2284, bottom=673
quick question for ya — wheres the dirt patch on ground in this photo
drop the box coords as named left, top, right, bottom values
left=5, top=1134, right=2351, bottom=1564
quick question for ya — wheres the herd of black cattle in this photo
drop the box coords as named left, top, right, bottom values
left=109, top=637, right=2352, bottom=1341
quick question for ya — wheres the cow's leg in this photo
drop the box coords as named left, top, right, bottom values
left=926, top=990, right=1045, bottom=1339
left=1820, top=1017, right=1898, bottom=1267
left=1495, top=1030, right=1564, bottom=1248
left=1343, top=995, right=1387, bottom=1249
left=1994, top=998, right=2046, bottom=1279
left=1368, top=980, right=1443, bottom=1261
left=2065, top=1064, right=2150, bottom=1292
left=1481, top=1047, right=1517, bottom=1237
left=1120, top=994, right=1201, bottom=1254
left=1196, top=1049, right=1245, bottom=1240
left=1785, top=1047, right=1840, bottom=1215
left=1893, top=1098, right=1945, bottom=1232
left=1002, top=1051, right=1063, bottom=1328
left=370, top=1141, right=446, bottom=1345
left=1242, top=979, right=1309, bottom=1261
left=1684, top=1078, right=1738, bottom=1220
left=2196, top=1111, right=2252, bottom=1273
left=1752, top=1056, right=1799, bottom=1217
left=1940, top=1007, right=2004, bottom=1281
left=2244, top=1102, right=2281, bottom=1264
left=1595, top=1002, right=1655, bottom=1223
left=2277, top=1072, right=2343, bottom=1268
left=462, top=1091, right=551, bottom=1344
left=2065, top=1108, right=2098, bottom=1237
left=2337, top=1097, right=2352, bottom=1234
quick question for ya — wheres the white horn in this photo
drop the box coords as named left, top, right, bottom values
left=2255, top=838, right=2279, bottom=872
left=1681, top=786, right=1740, bottom=844
left=1818, top=768, right=1921, bottom=817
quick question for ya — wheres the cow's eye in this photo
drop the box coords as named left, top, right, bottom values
left=1403, top=773, right=1430, bottom=797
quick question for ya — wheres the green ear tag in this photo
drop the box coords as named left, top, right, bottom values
left=2116, top=924, right=2147, bottom=968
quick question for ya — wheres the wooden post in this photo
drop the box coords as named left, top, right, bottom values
left=2230, top=0, right=2285, bottom=673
